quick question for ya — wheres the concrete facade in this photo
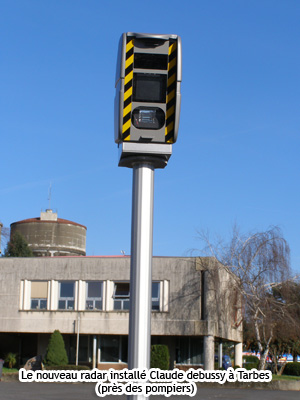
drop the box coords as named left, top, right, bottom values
left=0, top=256, right=242, bottom=369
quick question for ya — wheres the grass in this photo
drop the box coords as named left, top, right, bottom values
left=2, top=367, right=19, bottom=373
left=272, top=374, right=300, bottom=381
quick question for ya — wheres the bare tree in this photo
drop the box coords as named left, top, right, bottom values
left=199, top=226, right=291, bottom=369
left=269, top=280, right=300, bottom=373
left=0, top=222, right=10, bottom=255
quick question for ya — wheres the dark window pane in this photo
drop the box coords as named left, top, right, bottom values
left=60, top=282, right=74, bottom=298
left=88, top=282, right=102, bottom=298
left=100, top=336, right=119, bottom=362
left=123, top=300, right=130, bottom=310
left=86, top=300, right=93, bottom=310
left=190, top=338, right=203, bottom=365
left=58, top=300, right=66, bottom=310
left=177, top=337, right=189, bottom=364
left=40, top=299, right=47, bottom=310
left=31, top=300, right=38, bottom=309
left=95, top=300, right=102, bottom=310
left=114, top=300, right=122, bottom=310
left=115, top=283, right=130, bottom=297
left=121, top=336, right=128, bottom=363
left=152, top=282, right=160, bottom=298
left=67, top=300, right=74, bottom=310
left=176, top=337, right=204, bottom=365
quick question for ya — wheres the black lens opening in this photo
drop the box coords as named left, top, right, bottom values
left=133, top=73, right=167, bottom=103
left=134, top=54, right=168, bottom=70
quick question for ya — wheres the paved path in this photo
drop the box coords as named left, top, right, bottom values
left=0, top=382, right=299, bottom=400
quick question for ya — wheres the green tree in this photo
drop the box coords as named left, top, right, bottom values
left=3, top=231, right=33, bottom=257
left=44, top=330, right=68, bottom=366
left=150, top=345, right=170, bottom=370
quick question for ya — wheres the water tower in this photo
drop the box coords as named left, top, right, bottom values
left=10, top=210, right=87, bottom=257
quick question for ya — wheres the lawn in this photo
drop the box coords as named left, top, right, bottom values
left=271, top=374, right=300, bottom=381
left=2, top=367, right=19, bottom=373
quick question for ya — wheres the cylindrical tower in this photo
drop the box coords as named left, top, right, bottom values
left=10, top=210, right=86, bottom=257
left=0, top=222, right=3, bottom=255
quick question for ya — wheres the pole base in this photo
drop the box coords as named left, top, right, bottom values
left=118, top=142, right=172, bottom=169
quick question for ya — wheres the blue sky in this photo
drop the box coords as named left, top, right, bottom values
left=1, top=1, right=299, bottom=273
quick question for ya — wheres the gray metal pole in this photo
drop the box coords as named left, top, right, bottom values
left=128, top=162, right=154, bottom=400
left=76, top=314, right=80, bottom=366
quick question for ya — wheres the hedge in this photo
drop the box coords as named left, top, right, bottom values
left=150, top=345, right=170, bottom=370
left=283, top=362, right=300, bottom=377
left=243, top=355, right=260, bottom=370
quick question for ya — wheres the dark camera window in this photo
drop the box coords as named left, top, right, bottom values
left=133, top=74, right=167, bottom=103
left=134, top=54, right=168, bottom=70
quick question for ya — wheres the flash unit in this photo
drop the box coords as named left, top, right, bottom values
left=132, top=107, right=165, bottom=130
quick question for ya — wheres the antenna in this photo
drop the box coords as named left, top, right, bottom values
left=48, top=182, right=52, bottom=210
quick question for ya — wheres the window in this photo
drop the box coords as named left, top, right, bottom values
left=58, top=281, right=75, bottom=310
left=31, top=281, right=48, bottom=310
left=86, top=281, right=103, bottom=310
left=99, top=336, right=128, bottom=363
left=152, top=282, right=160, bottom=311
left=176, top=337, right=203, bottom=365
left=113, top=282, right=130, bottom=310
left=113, top=281, right=161, bottom=311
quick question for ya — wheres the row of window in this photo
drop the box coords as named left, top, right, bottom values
left=65, top=334, right=203, bottom=366
left=25, top=280, right=162, bottom=312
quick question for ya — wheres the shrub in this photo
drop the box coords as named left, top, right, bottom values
left=150, top=345, right=169, bottom=370
left=243, top=355, right=260, bottom=370
left=5, top=353, right=17, bottom=369
left=283, top=362, right=300, bottom=377
left=44, top=330, right=68, bottom=366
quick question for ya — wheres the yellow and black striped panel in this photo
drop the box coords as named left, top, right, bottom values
left=122, top=37, right=134, bottom=141
left=165, top=40, right=177, bottom=143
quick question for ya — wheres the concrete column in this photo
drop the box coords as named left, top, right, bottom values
left=50, top=280, right=58, bottom=310
left=93, top=335, right=97, bottom=369
left=204, top=335, right=214, bottom=370
left=218, top=341, right=223, bottom=369
left=234, top=342, right=243, bottom=368
left=23, top=280, right=31, bottom=310
left=77, top=280, right=86, bottom=311
left=97, top=335, right=101, bottom=367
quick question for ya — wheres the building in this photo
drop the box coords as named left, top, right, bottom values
left=10, top=210, right=87, bottom=257
left=0, top=255, right=243, bottom=369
